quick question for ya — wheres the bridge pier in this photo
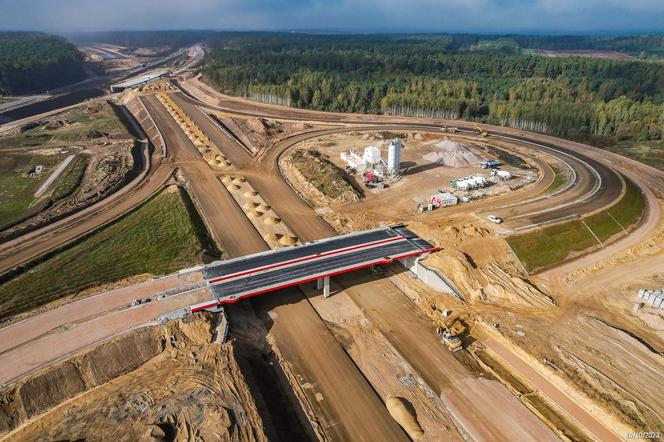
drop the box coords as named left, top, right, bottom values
left=317, top=276, right=331, bottom=298
left=323, top=276, right=330, bottom=298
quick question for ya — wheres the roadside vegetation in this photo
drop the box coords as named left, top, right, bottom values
left=0, top=101, right=132, bottom=230
left=0, top=32, right=85, bottom=95
left=50, top=156, right=88, bottom=201
left=0, top=188, right=217, bottom=320
left=507, top=176, right=645, bottom=271
left=545, top=164, right=566, bottom=194
left=291, top=149, right=363, bottom=202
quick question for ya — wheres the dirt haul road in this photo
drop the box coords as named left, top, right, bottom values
left=0, top=271, right=203, bottom=356
left=0, top=87, right=625, bottom=283
left=166, top=92, right=560, bottom=440
left=142, top=94, right=408, bottom=441
left=0, top=286, right=212, bottom=386
left=184, top=76, right=662, bottom=209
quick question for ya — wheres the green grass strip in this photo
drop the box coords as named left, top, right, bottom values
left=507, top=175, right=645, bottom=272
left=0, top=187, right=215, bottom=320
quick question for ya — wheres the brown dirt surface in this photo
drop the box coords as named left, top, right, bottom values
left=179, top=76, right=664, bottom=439
left=1, top=317, right=266, bottom=441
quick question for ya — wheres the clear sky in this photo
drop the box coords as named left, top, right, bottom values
left=1, top=0, right=663, bottom=34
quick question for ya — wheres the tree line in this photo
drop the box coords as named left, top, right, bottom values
left=201, top=33, right=664, bottom=142
left=0, top=32, right=86, bottom=95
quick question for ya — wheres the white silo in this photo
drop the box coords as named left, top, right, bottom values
left=387, top=138, right=402, bottom=175
left=363, top=145, right=381, bottom=166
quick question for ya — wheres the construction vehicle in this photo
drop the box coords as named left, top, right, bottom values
left=473, top=122, right=488, bottom=138
left=363, top=170, right=381, bottom=183
left=441, top=125, right=458, bottom=134
left=437, top=325, right=463, bottom=352
left=363, top=170, right=385, bottom=189
left=431, top=306, right=467, bottom=352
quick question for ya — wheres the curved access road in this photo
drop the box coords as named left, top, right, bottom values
left=177, top=86, right=625, bottom=232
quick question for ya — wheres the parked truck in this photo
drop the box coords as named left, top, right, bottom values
left=480, top=159, right=501, bottom=169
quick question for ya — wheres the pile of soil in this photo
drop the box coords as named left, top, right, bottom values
left=416, top=222, right=555, bottom=308
left=0, top=317, right=266, bottom=441
left=423, top=140, right=482, bottom=167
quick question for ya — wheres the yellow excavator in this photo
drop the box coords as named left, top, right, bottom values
left=473, top=122, right=488, bottom=138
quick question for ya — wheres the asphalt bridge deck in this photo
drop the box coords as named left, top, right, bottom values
left=202, top=225, right=437, bottom=304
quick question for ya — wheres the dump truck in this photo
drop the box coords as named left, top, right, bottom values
left=437, top=326, right=463, bottom=352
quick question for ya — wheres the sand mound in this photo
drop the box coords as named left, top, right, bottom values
left=244, top=191, right=258, bottom=198
left=279, top=235, right=298, bottom=246
left=226, top=184, right=240, bottom=192
left=385, top=396, right=424, bottom=441
left=243, top=201, right=259, bottom=210
left=232, top=177, right=246, bottom=184
left=264, top=216, right=282, bottom=225
left=423, top=140, right=482, bottom=167
left=257, top=203, right=271, bottom=212
left=263, top=233, right=279, bottom=242
left=221, top=176, right=233, bottom=185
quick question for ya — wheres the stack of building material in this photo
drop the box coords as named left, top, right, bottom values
left=637, top=289, right=664, bottom=309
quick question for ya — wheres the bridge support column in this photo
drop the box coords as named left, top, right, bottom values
left=323, top=276, right=330, bottom=298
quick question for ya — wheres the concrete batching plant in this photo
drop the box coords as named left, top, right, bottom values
left=341, top=139, right=402, bottom=178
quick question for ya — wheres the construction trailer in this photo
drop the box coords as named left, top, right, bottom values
left=451, top=175, right=489, bottom=191
left=431, top=191, right=458, bottom=208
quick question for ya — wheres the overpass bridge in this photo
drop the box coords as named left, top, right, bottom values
left=191, top=226, right=438, bottom=312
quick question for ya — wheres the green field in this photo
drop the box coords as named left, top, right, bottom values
left=0, top=188, right=217, bottom=319
left=507, top=176, right=645, bottom=272
left=0, top=154, right=66, bottom=229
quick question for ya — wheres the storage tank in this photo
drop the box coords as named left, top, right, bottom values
left=387, top=139, right=402, bottom=175
left=363, top=145, right=381, bottom=166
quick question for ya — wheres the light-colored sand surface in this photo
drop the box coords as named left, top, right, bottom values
left=0, top=272, right=203, bottom=356
left=0, top=287, right=212, bottom=385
